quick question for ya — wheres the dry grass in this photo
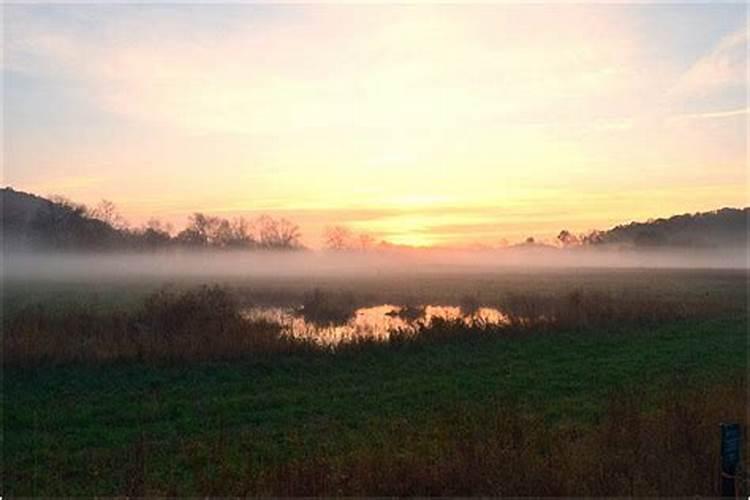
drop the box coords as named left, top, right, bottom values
left=3, top=285, right=307, bottom=365
left=380, top=289, right=734, bottom=348
left=3, top=285, right=739, bottom=365
left=498, top=289, right=729, bottom=331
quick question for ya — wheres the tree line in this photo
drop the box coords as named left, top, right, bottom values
left=88, top=199, right=304, bottom=250
left=3, top=188, right=746, bottom=252
left=1, top=189, right=303, bottom=251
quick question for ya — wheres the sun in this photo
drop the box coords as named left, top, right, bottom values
left=385, top=233, right=436, bottom=248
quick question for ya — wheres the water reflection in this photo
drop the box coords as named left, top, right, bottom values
left=242, top=304, right=509, bottom=344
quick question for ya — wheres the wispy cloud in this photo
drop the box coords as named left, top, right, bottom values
left=6, top=5, right=641, bottom=136
left=670, top=26, right=748, bottom=99
left=670, top=107, right=749, bottom=122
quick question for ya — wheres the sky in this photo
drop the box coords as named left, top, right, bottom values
left=3, top=3, right=748, bottom=248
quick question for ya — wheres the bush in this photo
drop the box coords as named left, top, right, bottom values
left=3, top=286, right=302, bottom=365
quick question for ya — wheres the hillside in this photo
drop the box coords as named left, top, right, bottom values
left=1, top=187, right=303, bottom=251
left=585, top=208, right=749, bottom=249
left=1, top=187, right=125, bottom=251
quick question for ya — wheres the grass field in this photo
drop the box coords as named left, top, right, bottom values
left=4, top=267, right=746, bottom=311
left=3, top=268, right=748, bottom=495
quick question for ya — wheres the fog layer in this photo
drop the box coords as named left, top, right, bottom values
left=4, top=246, right=747, bottom=281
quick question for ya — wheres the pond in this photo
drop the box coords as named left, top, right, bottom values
left=242, top=304, right=509, bottom=344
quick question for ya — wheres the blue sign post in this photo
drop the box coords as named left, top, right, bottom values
left=720, top=423, right=741, bottom=497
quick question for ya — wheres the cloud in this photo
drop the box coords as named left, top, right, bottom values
left=669, top=107, right=749, bottom=122
left=670, top=26, right=748, bottom=99
left=6, top=5, right=641, bottom=137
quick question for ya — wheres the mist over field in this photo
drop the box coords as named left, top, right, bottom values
left=4, top=188, right=747, bottom=282
left=4, top=245, right=748, bottom=282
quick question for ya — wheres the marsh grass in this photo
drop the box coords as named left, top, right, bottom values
left=3, top=284, right=740, bottom=365
left=4, top=304, right=746, bottom=495
left=4, top=271, right=747, bottom=496
left=3, top=285, right=308, bottom=365
left=498, top=289, right=726, bottom=331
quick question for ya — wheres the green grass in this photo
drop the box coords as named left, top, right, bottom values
left=4, top=267, right=746, bottom=313
left=4, top=313, right=747, bottom=495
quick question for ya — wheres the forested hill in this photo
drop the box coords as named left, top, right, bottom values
left=578, top=208, right=748, bottom=249
left=1, top=187, right=303, bottom=251
left=2, top=187, right=126, bottom=251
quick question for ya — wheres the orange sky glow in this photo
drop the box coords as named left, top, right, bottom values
left=4, top=4, right=747, bottom=247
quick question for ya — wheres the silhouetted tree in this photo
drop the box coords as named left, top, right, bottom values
left=91, top=199, right=128, bottom=230
left=3, top=189, right=311, bottom=251
left=212, top=219, right=234, bottom=248
left=176, top=213, right=220, bottom=247
left=357, top=233, right=376, bottom=251
left=226, top=217, right=256, bottom=249
left=47, top=195, right=88, bottom=218
left=31, top=195, right=121, bottom=249
left=581, top=230, right=605, bottom=245
left=137, top=218, right=173, bottom=249
left=324, top=225, right=353, bottom=250
left=256, top=215, right=301, bottom=249
left=323, top=226, right=377, bottom=251
left=146, top=218, right=173, bottom=235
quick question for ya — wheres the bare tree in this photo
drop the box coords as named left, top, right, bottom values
left=139, top=218, right=172, bottom=248
left=177, top=213, right=220, bottom=246
left=276, top=218, right=302, bottom=249
left=146, top=218, right=173, bottom=236
left=91, top=199, right=129, bottom=230
left=324, top=225, right=353, bottom=251
left=228, top=217, right=255, bottom=248
left=175, top=213, right=265, bottom=249
left=256, top=215, right=301, bottom=249
left=212, top=219, right=234, bottom=248
left=357, top=233, right=376, bottom=251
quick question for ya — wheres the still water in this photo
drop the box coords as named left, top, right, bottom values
left=243, top=304, right=508, bottom=344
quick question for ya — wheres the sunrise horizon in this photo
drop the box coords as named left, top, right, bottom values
left=3, top=183, right=747, bottom=249
left=5, top=3, right=747, bottom=249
